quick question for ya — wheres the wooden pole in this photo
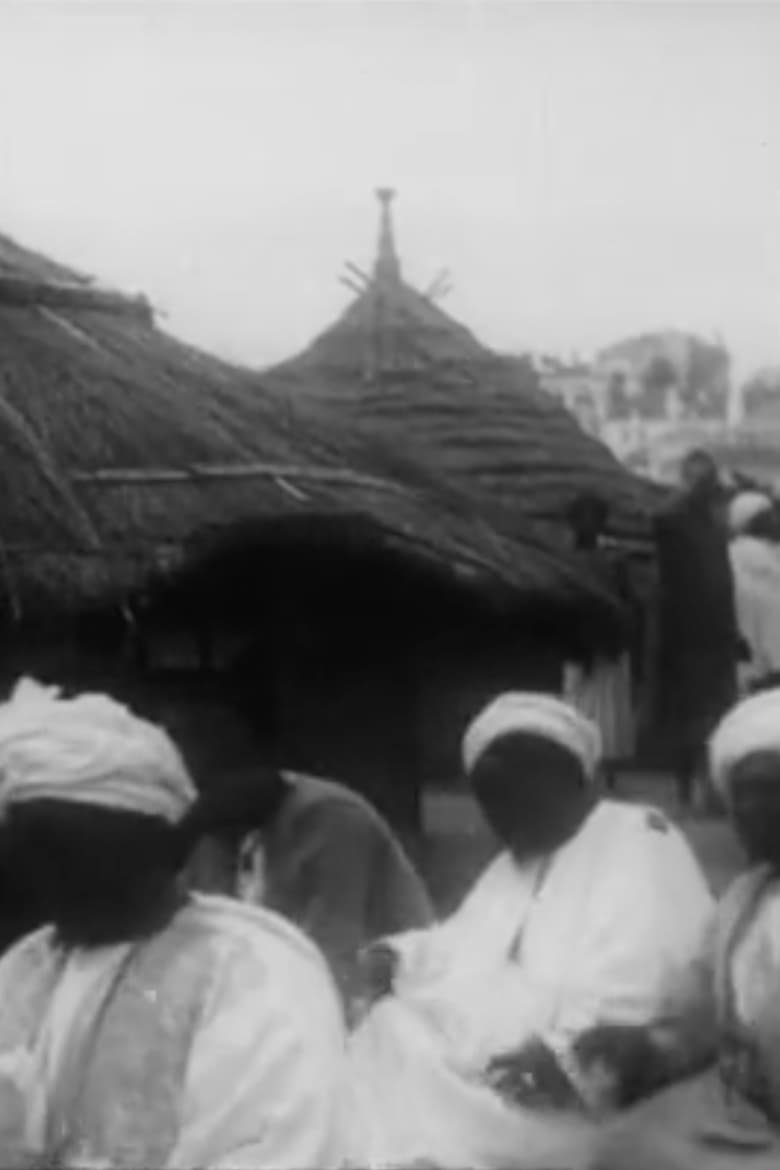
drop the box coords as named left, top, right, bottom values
left=340, top=276, right=365, bottom=297
left=69, top=461, right=407, bottom=493
left=345, top=262, right=372, bottom=288
left=0, top=276, right=152, bottom=321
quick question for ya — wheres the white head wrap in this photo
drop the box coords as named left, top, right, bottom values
left=710, top=688, right=780, bottom=798
left=729, top=491, right=772, bottom=535
left=0, top=678, right=196, bottom=823
left=462, top=692, right=602, bottom=780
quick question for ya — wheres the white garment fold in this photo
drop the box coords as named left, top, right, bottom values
left=730, top=536, right=780, bottom=686
left=730, top=879, right=780, bottom=1031
left=563, top=655, right=635, bottom=762
left=0, top=896, right=348, bottom=1169
left=172, top=898, right=349, bottom=1170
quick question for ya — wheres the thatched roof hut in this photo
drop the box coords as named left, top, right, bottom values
left=268, top=190, right=655, bottom=544
left=0, top=224, right=649, bottom=835
left=0, top=228, right=609, bottom=618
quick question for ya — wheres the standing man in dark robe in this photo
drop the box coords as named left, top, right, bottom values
left=652, top=449, right=739, bottom=808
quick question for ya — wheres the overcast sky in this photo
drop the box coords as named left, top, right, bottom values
left=0, top=1, right=778, bottom=382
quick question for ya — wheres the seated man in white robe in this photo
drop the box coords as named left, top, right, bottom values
left=346, top=693, right=715, bottom=1170
left=589, top=689, right=780, bottom=1170
left=0, top=679, right=348, bottom=1170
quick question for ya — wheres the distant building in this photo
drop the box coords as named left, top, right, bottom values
left=743, top=367, right=780, bottom=419
left=529, top=332, right=732, bottom=480
left=597, top=331, right=730, bottom=423
left=533, top=356, right=611, bottom=438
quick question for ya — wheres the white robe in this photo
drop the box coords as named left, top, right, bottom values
left=347, top=800, right=714, bottom=1169
left=0, top=895, right=348, bottom=1169
left=730, top=536, right=780, bottom=689
left=729, top=873, right=780, bottom=1082
left=563, top=654, right=635, bottom=762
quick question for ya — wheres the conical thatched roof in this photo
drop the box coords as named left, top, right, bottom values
left=0, top=228, right=619, bottom=614
left=269, top=191, right=655, bottom=545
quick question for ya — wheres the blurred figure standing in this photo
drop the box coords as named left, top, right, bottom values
left=652, top=450, right=738, bottom=808
left=728, top=491, right=780, bottom=694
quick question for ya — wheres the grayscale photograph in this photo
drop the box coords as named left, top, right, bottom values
left=0, top=1, right=776, bottom=1167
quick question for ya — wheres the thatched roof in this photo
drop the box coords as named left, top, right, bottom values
left=0, top=228, right=619, bottom=615
left=268, top=191, right=655, bottom=546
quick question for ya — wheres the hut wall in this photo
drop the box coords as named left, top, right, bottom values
left=216, top=607, right=567, bottom=831
left=0, top=607, right=142, bottom=697
left=271, top=629, right=420, bottom=831
left=132, top=535, right=437, bottom=835
left=5, top=532, right=580, bottom=844
left=413, top=622, right=565, bottom=787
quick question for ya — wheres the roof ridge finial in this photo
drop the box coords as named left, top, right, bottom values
left=374, top=187, right=401, bottom=284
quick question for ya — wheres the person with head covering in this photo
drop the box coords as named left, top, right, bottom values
left=589, top=688, right=780, bottom=1170
left=729, top=490, right=776, bottom=539
left=651, top=448, right=739, bottom=807
left=0, top=678, right=348, bottom=1170
left=345, top=692, right=714, bottom=1169
left=727, top=491, right=780, bottom=695
left=169, top=701, right=434, bottom=1011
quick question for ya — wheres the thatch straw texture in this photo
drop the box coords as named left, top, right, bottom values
left=267, top=202, right=655, bottom=550
left=0, top=230, right=617, bottom=613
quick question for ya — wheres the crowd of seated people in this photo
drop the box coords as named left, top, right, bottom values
left=0, top=676, right=775, bottom=1168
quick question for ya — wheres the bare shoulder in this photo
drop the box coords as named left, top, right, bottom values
left=286, top=772, right=389, bottom=833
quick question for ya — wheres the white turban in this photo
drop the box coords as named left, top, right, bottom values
left=462, top=692, right=602, bottom=780
left=729, top=492, right=772, bottom=535
left=710, top=688, right=780, bottom=798
left=0, top=678, right=196, bottom=823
